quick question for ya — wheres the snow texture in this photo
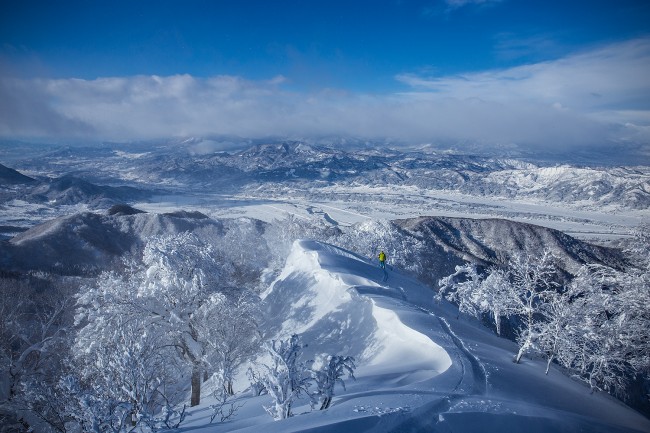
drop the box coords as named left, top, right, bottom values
left=176, top=240, right=650, bottom=433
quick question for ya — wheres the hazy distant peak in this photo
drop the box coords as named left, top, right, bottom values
left=0, top=163, right=36, bottom=185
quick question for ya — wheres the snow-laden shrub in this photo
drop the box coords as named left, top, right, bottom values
left=312, top=355, right=356, bottom=410
left=247, top=367, right=267, bottom=396
left=260, top=335, right=313, bottom=420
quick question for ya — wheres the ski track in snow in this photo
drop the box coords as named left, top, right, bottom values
left=437, top=315, right=488, bottom=395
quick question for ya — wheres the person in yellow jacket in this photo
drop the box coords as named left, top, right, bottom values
left=378, top=250, right=386, bottom=269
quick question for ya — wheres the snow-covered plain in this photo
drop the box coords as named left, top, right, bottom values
left=176, top=240, right=650, bottom=433
left=134, top=185, right=646, bottom=245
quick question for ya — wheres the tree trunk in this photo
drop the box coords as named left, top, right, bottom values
left=191, top=365, right=202, bottom=406
left=226, top=380, right=234, bottom=395
left=545, top=356, right=553, bottom=375
left=515, top=346, right=524, bottom=363
left=320, top=396, right=331, bottom=410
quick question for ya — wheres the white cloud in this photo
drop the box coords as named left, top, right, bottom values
left=396, top=38, right=650, bottom=111
left=0, top=38, right=648, bottom=160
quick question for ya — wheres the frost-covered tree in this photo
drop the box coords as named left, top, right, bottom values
left=137, top=232, right=223, bottom=406
left=437, top=250, right=559, bottom=363
left=74, top=232, right=250, bottom=409
left=0, top=280, right=70, bottom=432
left=558, top=264, right=650, bottom=395
left=437, top=264, right=517, bottom=335
left=478, top=267, right=519, bottom=336
left=209, top=378, right=243, bottom=424
left=201, top=289, right=261, bottom=395
left=626, top=223, right=650, bottom=270
left=534, top=288, right=574, bottom=374
left=312, top=355, right=356, bottom=410
left=437, top=263, right=484, bottom=320
left=246, top=367, right=267, bottom=396
left=337, top=219, right=423, bottom=274
left=505, top=249, right=559, bottom=363
left=263, top=215, right=341, bottom=273
left=70, top=313, right=185, bottom=432
left=210, top=219, right=271, bottom=289
left=261, top=335, right=313, bottom=420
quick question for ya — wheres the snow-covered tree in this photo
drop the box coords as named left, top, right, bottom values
left=70, top=313, right=184, bottom=432
left=626, top=223, right=650, bottom=270
left=436, top=263, right=484, bottom=320
left=534, top=288, right=574, bottom=374
left=0, top=280, right=70, bottom=431
left=209, top=378, right=243, bottom=424
left=200, top=289, right=261, bottom=395
left=477, top=267, right=519, bottom=336
left=137, top=232, right=224, bottom=406
left=437, top=264, right=518, bottom=335
left=246, top=367, right=267, bottom=396
left=74, top=232, right=256, bottom=409
left=261, top=334, right=313, bottom=420
left=263, top=215, right=340, bottom=273
left=437, top=250, right=559, bottom=363
left=505, top=249, right=559, bottom=363
left=312, top=355, right=356, bottom=410
left=210, top=219, right=271, bottom=289
left=337, top=219, right=423, bottom=274
left=558, top=264, right=650, bottom=396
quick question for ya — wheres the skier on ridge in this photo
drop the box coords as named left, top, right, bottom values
left=378, top=250, right=388, bottom=281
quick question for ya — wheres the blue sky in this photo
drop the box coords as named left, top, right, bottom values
left=2, top=0, right=648, bottom=88
left=1, top=0, right=649, bottom=159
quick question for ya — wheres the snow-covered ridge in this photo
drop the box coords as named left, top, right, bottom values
left=193, top=238, right=650, bottom=433
left=262, top=240, right=452, bottom=376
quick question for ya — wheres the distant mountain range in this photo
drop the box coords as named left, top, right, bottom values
left=27, top=174, right=151, bottom=207
left=2, top=142, right=648, bottom=210
left=0, top=163, right=152, bottom=209
left=97, top=142, right=650, bottom=210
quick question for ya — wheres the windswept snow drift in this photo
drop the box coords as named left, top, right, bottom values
left=262, top=239, right=452, bottom=377
left=179, top=240, right=650, bottom=433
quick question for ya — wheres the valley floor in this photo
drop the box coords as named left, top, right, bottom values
left=133, top=184, right=647, bottom=246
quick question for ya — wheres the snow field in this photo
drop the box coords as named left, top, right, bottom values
left=180, top=239, right=650, bottom=433
left=262, top=239, right=452, bottom=377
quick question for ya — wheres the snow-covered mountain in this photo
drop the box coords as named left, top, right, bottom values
left=1, top=140, right=648, bottom=432
left=181, top=239, right=650, bottom=433
left=0, top=159, right=153, bottom=210
left=25, top=174, right=152, bottom=208
left=395, top=216, right=625, bottom=282
left=0, top=163, right=36, bottom=185
left=3, top=141, right=648, bottom=210
left=0, top=209, right=623, bottom=281
left=1, top=208, right=244, bottom=275
left=130, top=142, right=648, bottom=210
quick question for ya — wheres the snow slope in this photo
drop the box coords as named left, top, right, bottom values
left=262, top=240, right=452, bottom=377
left=177, top=240, right=650, bottom=433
